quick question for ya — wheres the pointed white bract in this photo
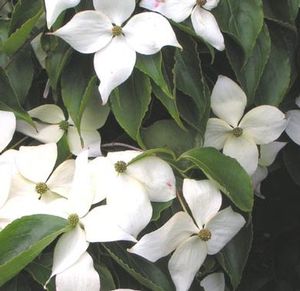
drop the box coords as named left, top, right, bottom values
left=44, top=0, right=81, bottom=29
left=129, top=179, right=245, bottom=291
left=0, top=110, right=16, bottom=153
left=204, top=76, right=287, bottom=175
left=286, top=98, right=300, bottom=145
left=140, top=0, right=225, bottom=51
left=16, top=98, right=109, bottom=157
left=53, top=0, right=181, bottom=104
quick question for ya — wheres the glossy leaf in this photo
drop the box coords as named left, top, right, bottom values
left=180, top=147, right=253, bottom=212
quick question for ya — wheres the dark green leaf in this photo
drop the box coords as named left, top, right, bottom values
left=214, top=0, right=264, bottom=60
left=95, top=264, right=116, bottom=291
left=217, top=221, right=253, bottom=289
left=180, top=147, right=253, bottom=212
left=110, top=70, right=152, bottom=147
left=142, top=120, right=195, bottom=156
left=102, top=243, right=174, bottom=291
left=151, top=201, right=173, bottom=221
left=0, top=214, right=70, bottom=286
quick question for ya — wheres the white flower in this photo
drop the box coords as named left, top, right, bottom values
left=204, top=75, right=287, bottom=175
left=44, top=0, right=81, bottom=29
left=52, top=0, right=181, bottom=104
left=252, top=141, right=286, bottom=197
left=0, top=110, right=16, bottom=153
left=200, top=272, right=225, bottom=291
left=55, top=252, right=100, bottom=291
left=139, top=0, right=225, bottom=51
left=129, top=179, right=245, bottom=291
left=16, top=98, right=109, bottom=157
left=89, top=150, right=176, bottom=235
left=286, top=96, right=300, bottom=145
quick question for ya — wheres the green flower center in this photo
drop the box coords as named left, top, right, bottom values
left=197, top=0, right=207, bottom=6
left=59, top=120, right=69, bottom=131
left=35, top=182, right=49, bottom=195
left=68, top=214, right=80, bottom=228
left=114, top=161, right=127, bottom=173
left=198, top=229, right=212, bottom=241
left=232, top=127, right=243, bottom=137
left=112, top=25, right=123, bottom=37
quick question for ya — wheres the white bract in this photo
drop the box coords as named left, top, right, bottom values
left=200, top=272, right=225, bottom=291
left=53, top=0, right=181, bottom=104
left=129, top=179, right=245, bottom=291
left=16, top=98, right=109, bottom=157
left=89, top=150, right=176, bottom=235
left=252, top=141, right=286, bottom=197
left=286, top=96, right=300, bottom=145
left=204, top=75, right=287, bottom=175
left=140, top=0, right=224, bottom=51
left=0, top=110, right=16, bottom=153
left=44, top=0, right=81, bottom=29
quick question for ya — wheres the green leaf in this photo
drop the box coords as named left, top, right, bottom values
left=142, top=120, right=195, bottom=156
left=152, top=201, right=173, bottom=221
left=227, top=24, right=271, bottom=104
left=110, top=70, right=152, bottom=147
left=136, top=52, right=172, bottom=98
left=263, top=0, right=299, bottom=29
left=0, top=214, right=70, bottom=286
left=0, top=272, right=32, bottom=291
left=102, top=243, right=174, bottom=291
left=5, top=45, right=34, bottom=103
left=152, top=82, right=184, bottom=129
left=95, top=264, right=116, bottom=291
left=3, top=9, right=43, bottom=55
left=180, top=147, right=253, bottom=212
left=214, top=0, right=264, bottom=60
left=217, top=221, right=253, bottom=289
left=255, top=25, right=291, bottom=106
left=0, top=67, right=32, bottom=123
left=174, top=35, right=210, bottom=135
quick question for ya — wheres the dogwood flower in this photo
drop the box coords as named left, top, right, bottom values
left=89, top=150, right=176, bottom=233
left=200, top=272, right=225, bottom=291
left=252, top=141, right=286, bottom=197
left=204, top=75, right=287, bottom=175
left=139, top=0, right=225, bottom=51
left=44, top=0, right=81, bottom=29
left=129, top=179, right=245, bottom=291
left=55, top=252, right=100, bottom=291
left=53, top=0, right=181, bottom=104
left=16, top=98, right=109, bottom=156
left=286, top=96, right=300, bottom=145
left=0, top=110, right=16, bottom=153
left=47, top=151, right=149, bottom=286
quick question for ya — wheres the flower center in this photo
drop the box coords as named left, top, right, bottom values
left=112, top=25, right=123, bottom=37
left=197, top=0, right=207, bottom=6
left=35, top=182, right=49, bottom=195
left=198, top=229, right=212, bottom=241
left=114, top=161, right=127, bottom=173
left=59, top=120, right=69, bottom=131
left=68, top=213, right=80, bottom=228
left=232, top=127, right=243, bottom=137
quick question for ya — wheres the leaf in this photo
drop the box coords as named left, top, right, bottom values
left=217, top=221, right=253, bottom=290
left=102, top=243, right=174, bottom=291
left=152, top=82, right=184, bottom=129
left=0, top=272, right=32, bottom=291
left=142, top=120, right=195, bottom=156
left=174, top=34, right=210, bottom=134
left=136, top=52, right=172, bottom=98
left=110, top=70, right=152, bottom=147
left=151, top=201, right=173, bottom=221
left=227, top=24, right=271, bottom=104
left=180, top=147, right=253, bottom=212
left=94, top=264, right=116, bottom=291
left=255, top=24, right=292, bottom=106
left=0, top=67, right=32, bottom=123
left=214, top=0, right=264, bottom=60
left=263, top=0, right=299, bottom=30
left=3, top=9, right=43, bottom=55
left=5, top=45, right=34, bottom=103
left=0, top=214, right=70, bottom=287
